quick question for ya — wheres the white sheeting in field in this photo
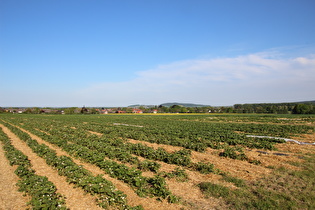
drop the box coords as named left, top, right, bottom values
left=246, top=135, right=315, bottom=145
left=113, top=123, right=144, bottom=128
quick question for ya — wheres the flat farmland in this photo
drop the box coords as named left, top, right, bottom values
left=1, top=114, right=314, bottom=209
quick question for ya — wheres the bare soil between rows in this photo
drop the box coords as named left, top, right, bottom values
left=0, top=124, right=103, bottom=210
left=1, top=121, right=314, bottom=210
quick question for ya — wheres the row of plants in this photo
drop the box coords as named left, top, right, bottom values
left=5, top=114, right=313, bottom=153
left=57, top=118, right=270, bottom=162
left=2, top=114, right=314, bottom=210
left=77, top=116, right=304, bottom=151
left=4, top=115, right=260, bottom=166
left=0, top=121, right=140, bottom=209
left=0, top=127, right=67, bottom=209
left=3, top=120, right=180, bottom=203
left=25, top=120, right=216, bottom=174
left=4, top=114, right=312, bottom=165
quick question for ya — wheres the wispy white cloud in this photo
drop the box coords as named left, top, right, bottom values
left=76, top=51, right=315, bottom=106
left=2, top=50, right=314, bottom=107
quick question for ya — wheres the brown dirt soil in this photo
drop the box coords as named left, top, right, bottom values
left=167, top=180, right=227, bottom=210
left=126, top=139, right=271, bottom=180
left=126, top=137, right=315, bottom=181
left=34, top=128, right=51, bottom=135
left=8, top=124, right=186, bottom=210
left=0, top=124, right=103, bottom=210
left=127, top=138, right=182, bottom=153
left=88, top=130, right=103, bottom=136
left=133, top=153, right=230, bottom=208
left=275, top=142, right=315, bottom=155
left=292, top=133, right=315, bottom=144
left=2, top=121, right=314, bottom=210
left=0, top=141, right=30, bottom=210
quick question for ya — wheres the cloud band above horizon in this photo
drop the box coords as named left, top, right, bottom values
left=2, top=50, right=315, bottom=107
left=75, top=51, right=315, bottom=107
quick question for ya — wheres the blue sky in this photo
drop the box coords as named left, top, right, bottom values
left=1, top=0, right=315, bottom=107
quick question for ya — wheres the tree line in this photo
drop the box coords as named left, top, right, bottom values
left=233, top=103, right=315, bottom=114
left=1, top=103, right=314, bottom=114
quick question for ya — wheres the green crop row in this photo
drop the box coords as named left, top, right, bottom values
left=4, top=114, right=312, bottom=153
left=26, top=121, right=215, bottom=174
left=4, top=120, right=179, bottom=203
left=3, top=114, right=313, bottom=165
left=0, top=121, right=140, bottom=209
left=0, top=127, right=67, bottom=209
left=76, top=116, right=299, bottom=151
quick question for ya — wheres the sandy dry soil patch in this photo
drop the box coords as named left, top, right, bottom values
left=0, top=124, right=103, bottom=210
left=3, top=124, right=188, bottom=210
left=1, top=118, right=314, bottom=210
left=0, top=142, right=30, bottom=210
left=125, top=136, right=314, bottom=181
left=126, top=138, right=270, bottom=180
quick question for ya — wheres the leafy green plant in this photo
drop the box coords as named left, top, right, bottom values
left=192, top=162, right=215, bottom=174
left=219, top=146, right=247, bottom=160
left=137, top=160, right=161, bottom=172
left=0, top=122, right=133, bottom=209
left=0, top=127, right=67, bottom=209
left=160, top=167, right=189, bottom=182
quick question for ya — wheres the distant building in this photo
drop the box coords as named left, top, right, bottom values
left=7, top=108, right=26, bottom=113
left=100, top=108, right=108, bottom=114
left=132, top=108, right=143, bottom=114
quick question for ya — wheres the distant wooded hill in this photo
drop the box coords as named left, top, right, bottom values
left=129, top=101, right=315, bottom=108
left=233, top=100, right=315, bottom=114
left=297, top=100, right=315, bottom=104
left=128, top=102, right=211, bottom=108
left=159, top=102, right=211, bottom=107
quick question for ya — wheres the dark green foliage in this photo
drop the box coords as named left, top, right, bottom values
left=0, top=127, right=67, bottom=209
left=198, top=154, right=315, bottom=209
left=1, top=121, right=175, bottom=203
left=249, top=159, right=261, bottom=165
left=159, top=167, right=189, bottom=182
left=292, top=104, right=315, bottom=114
left=198, top=182, right=230, bottom=198
left=16, top=170, right=67, bottom=209
left=146, top=175, right=171, bottom=199
left=219, top=146, right=247, bottom=160
left=192, top=162, right=215, bottom=174
left=0, top=122, right=132, bottom=209
left=221, top=173, right=246, bottom=187
left=137, top=160, right=161, bottom=172
left=2, top=114, right=315, bottom=209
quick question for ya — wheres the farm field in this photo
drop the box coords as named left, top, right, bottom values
left=0, top=114, right=315, bottom=209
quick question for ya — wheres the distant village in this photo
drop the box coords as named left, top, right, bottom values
left=1, top=101, right=314, bottom=114
left=0, top=107, right=157, bottom=114
left=0, top=105, right=221, bottom=114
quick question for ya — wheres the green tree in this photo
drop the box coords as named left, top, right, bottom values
left=32, top=107, right=41, bottom=114
left=180, top=107, right=188, bottom=113
left=24, top=108, right=32, bottom=114
left=90, top=108, right=98, bottom=114
left=170, top=105, right=181, bottom=113
left=64, top=107, right=77, bottom=114
left=292, top=104, right=313, bottom=114
left=81, top=106, right=89, bottom=114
